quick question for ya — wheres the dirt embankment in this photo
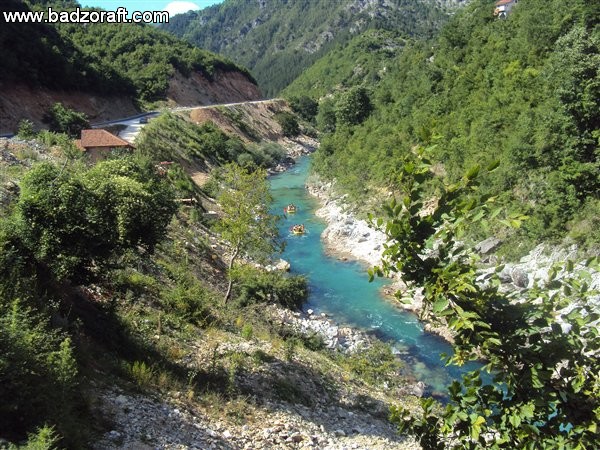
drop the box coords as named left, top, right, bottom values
left=0, top=69, right=261, bottom=135
left=167, top=70, right=262, bottom=106
left=189, top=100, right=287, bottom=143
left=0, top=83, right=138, bottom=134
left=184, top=100, right=317, bottom=192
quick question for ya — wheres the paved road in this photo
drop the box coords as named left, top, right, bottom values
left=93, top=99, right=278, bottom=144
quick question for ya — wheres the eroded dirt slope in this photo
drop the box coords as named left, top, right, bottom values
left=0, top=70, right=261, bottom=134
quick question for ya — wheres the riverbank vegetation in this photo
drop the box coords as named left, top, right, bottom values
left=303, top=0, right=598, bottom=256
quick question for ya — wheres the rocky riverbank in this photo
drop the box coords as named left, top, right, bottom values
left=270, top=305, right=371, bottom=354
left=268, top=135, right=319, bottom=174
left=306, top=179, right=387, bottom=268
left=306, top=177, right=454, bottom=342
left=305, top=176, right=600, bottom=343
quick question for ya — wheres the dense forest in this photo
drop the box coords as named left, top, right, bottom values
left=162, top=0, right=455, bottom=96
left=303, top=0, right=599, bottom=254
left=0, top=0, right=254, bottom=103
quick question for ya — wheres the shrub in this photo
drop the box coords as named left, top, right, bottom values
left=288, top=96, right=318, bottom=122
left=16, top=120, right=36, bottom=139
left=129, top=361, right=154, bottom=388
left=335, top=86, right=373, bottom=127
left=339, top=341, right=401, bottom=385
left=15, top=158, right=176, bottom=283
left=42, top=103, right=89, bottom=138
left=284, top=337, right=299, bottom=362
left=274, top=112, right=300, bottom=137
left=241, top=323, right=253, bottom=340
left=301, top=332, right=325, bottom=351
left=0, top=301, right=82, bottom=445
left=161, top=279, right=214, bottom=327
left=10, top=425, right=61, bottom=450
left=231, top=266, right=308, bottom=309
left=316, top=97, right=337, bottom=133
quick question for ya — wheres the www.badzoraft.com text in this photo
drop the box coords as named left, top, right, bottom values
left=2, top=7, right=169, bottom=24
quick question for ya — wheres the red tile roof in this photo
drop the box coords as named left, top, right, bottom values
left=77, top=129, right=133, bottom=149
left=496, top=0, right=515, bottom=6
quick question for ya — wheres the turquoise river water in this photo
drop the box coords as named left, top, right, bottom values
left=269, top=156, right=476, bottom=396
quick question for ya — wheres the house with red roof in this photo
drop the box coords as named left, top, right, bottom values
left=75, top=129, right=134, bottom=162
left=495, top=0, right=518, bottom=18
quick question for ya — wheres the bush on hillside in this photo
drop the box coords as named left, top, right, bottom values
left=274, top=112, right=300, bottom=137
left=42, top=103, right=89, bottom=138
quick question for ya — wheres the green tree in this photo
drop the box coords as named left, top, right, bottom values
left=335, top=86, right=373, bottom=126
left=14, top=159, right=176, bottom=283
left=42, top=103, right=89, bottom=138
left=316, top=97, right=337, bottom=133
left=288, top=96, right=318, bottom=122
left=275, top=111, right=300, bottom=137
left=16, top=120, right=36, bottom=139
left=370, top=149, right=600, bottom=449
left=215, top=163, right=281, bottom=303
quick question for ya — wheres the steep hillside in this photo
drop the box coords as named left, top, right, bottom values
left=0, top=100, right=423, bottom=448
left=283, top=29, right=408, bottom=99
left=163, top=0, right=465, bottom=96
left=309, top=0, right=599, bottom=253
left=0, top=0, right=260, bottom=133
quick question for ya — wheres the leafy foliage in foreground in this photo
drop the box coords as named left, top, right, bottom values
left=370, top=149, right=600, bottom=449
left=0, top=301, right=82, bottom=445
left=312, top=0, right=599, bottom=249
left=11, top=159, right=176, bottom=284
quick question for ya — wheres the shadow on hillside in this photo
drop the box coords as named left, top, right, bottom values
left=229, top=355, right=404, bottom=443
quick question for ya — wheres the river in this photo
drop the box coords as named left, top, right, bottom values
left=269, top=156, right=477, bottom=396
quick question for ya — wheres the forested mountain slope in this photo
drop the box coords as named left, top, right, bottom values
left=283, top=29, right=408, bottom=99
left=308, top=0, right=599, bottom=253
left=0, top=0, right=259, bottom=133
left=162, top=0, right=465, bottom=96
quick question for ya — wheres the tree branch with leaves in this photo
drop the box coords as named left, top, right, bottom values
left=369, top=146, right=600, bottom=449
